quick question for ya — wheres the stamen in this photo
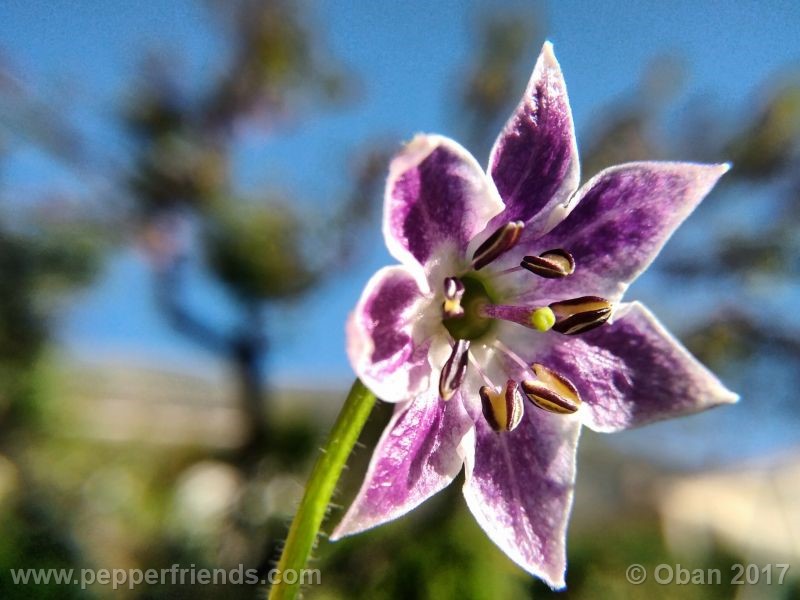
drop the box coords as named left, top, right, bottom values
left=468, top=353, right=496, bottom=388
left=439, top=339, right=470, bottom=401
left=521, top=364, right=581, bottom=414
left=520, top=249, right=575, bottom=278
left=480, top=379, right=525, bottom=432
left=442, top=277, right=466, bottom=319
left=471, top=221, right=524, bottom=270
left=486, top=265, right=526, bottom=279
left=493, top=339, right=530, bottom=371
left=549, top=296, right=612, bottom=335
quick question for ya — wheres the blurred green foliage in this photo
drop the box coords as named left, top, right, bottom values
left=205, top=201, right=317, bottom=301
left=726, top=83, right=800, bottom=178
left=0, top=221, right=101, bottom=425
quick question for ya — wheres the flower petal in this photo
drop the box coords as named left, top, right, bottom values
left=462, top=404, right=581, bottom=589
left=525, top=161, right=729, bottom=302
left=331, top=392, right=474, bottom=539
left=384, top=134, right=504, bottom=272
left=348, top=265, right=435, bottom=403
left=488, top=42, right=579, bottom=234
left=544, top=302, right=738, bottom=433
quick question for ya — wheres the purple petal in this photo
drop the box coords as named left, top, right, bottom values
left=331, top=392, right=473, bottom=539
left=348, top=266, right=433, bottom=403
left=488, top=42, right=579, bottom=233
left=525, top=161, right=729, bottom=302
left=462, top=404, right=581, bottom=589
left=545, top=302, right=738, bottom=433
left=384, top=134, right=503, bottom=270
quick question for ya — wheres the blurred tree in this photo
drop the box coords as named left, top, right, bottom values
left=124, top=0, right=386, bottom=458
left=457, top=12, right=541, bottom=159
left=0, top=2, right=391, bottom=595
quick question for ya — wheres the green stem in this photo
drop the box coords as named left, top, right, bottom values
left=268, top=379, right=376, bottom=600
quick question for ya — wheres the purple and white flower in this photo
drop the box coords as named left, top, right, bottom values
left=331, top=42, right=737, bottom=588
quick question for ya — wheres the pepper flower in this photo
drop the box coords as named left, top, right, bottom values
left=331, top=42, right=737, bottom=588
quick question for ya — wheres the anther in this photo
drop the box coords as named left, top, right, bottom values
left=480, top=379, right=525, bottom=432
left=439, top=339, right=470, bottom=401
left=442, top=277, right=466, bottom=319
left=521, top=364, right=581, bottom=414
left=548, top=296, right=612, bottom=335
left=520, top=249, right=575, bottom=278
left=471, top=221, right=524, bottom=270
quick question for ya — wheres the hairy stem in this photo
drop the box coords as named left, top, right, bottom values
left=268, top=379, right=376, bottom=600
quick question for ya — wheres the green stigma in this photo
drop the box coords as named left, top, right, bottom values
left=530, top=307, right=556, bottom=332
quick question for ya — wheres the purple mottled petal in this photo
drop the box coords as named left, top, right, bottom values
left=331, top=392, right=473, bottom=539
left=545, top=302, right=738, bottom=433
left=348, top=265, right=433, bottom=403
left=488, top=42, right=579, bottom=233
left=462, top=404, right=581, bottom=589
left=525, top=162, right=729, bottom=302
left=384, top=134, right=503, bottom=270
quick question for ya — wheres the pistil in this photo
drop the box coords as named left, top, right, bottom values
left=479, top=303, right=556, bottom=332
left=479, top=296, right=613, bottom=335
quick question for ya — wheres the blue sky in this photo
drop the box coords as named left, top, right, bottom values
left=2, top=1, right=800, bottom=461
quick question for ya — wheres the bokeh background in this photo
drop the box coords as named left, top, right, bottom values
left=1, top=1, right=799, bottom=598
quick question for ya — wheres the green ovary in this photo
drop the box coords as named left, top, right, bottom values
left=443, top=275, right=498, bottom=341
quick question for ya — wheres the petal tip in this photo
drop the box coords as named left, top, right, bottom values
left=718, top=388, right=740, bottom=405
left=536, top=560, right=567, bottom=590
left=327, top=524, right=347, bottom=543
left=697, top=161, right=731, bottom=184
left=708, top=161, right=732, bottom=180
left=704, top=374, right=739, bottom=407
left=387, top=133, right=485, bottom=189
left=389, top=134, right=436, bottom=173
left=689, top=161, right=731, bottom=199
left=536, top=39, right=561, bottom=72
left=328, top=513, right=375, bottom=542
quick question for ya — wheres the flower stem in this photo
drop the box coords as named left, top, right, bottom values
left=268, top=379, right=376, bottom=600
